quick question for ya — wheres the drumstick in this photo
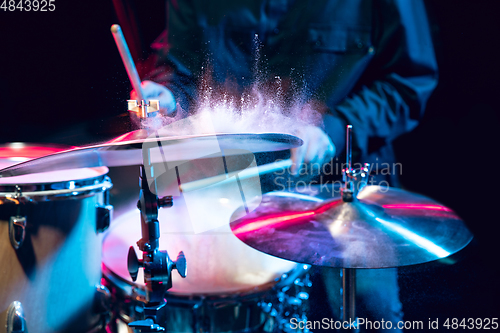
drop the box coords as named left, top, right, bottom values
left=180, top=159, right=293, bottom=192
left=111, top=24, right=145, bottom=101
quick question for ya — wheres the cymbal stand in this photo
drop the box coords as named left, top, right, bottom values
left=125, top=101, right=187, bottom=332
left=339, top=125, right=369, bottom=332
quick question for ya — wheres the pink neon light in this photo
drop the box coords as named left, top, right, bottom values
left=107, top=132, right=131, bottom=143
left=382, top=204, right=454, bottom=212
left=233, top=211, right=316, bottom=235
left=233, top=199, right=342, bottom=236
left=0, top=146, right=72, bottom=158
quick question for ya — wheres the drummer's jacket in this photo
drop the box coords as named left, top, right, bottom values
left=146, top=0, right=438, bottom=186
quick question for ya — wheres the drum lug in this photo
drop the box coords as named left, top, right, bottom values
left=96, top=205, right=113, bottom=233
left=93, top=284, right=112, bottom=330
left=6, top=301, right=26, bottom=333
left=94, top=284, right=111, bottom=314
left=9, top=216, right=26, bottom=250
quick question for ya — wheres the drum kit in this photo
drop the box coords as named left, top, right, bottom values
left=0, top=125, right=473, bottom=333
left=0, top=25, right=473, bottom=333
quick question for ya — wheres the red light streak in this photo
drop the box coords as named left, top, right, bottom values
left=382, top=204, right=453, bottom=212
left=233, top=199, right=342, bottom=236
left=107, top=133, right=131, bottom=143
left=0, top=146, right=71, bottom=158
left=233, top=211, right=316, bottom=235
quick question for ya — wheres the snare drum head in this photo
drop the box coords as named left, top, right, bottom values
left=102, top=193, right=299, bottom=295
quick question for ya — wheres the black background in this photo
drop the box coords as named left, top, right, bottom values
left=1, top=0, right=499, bottom=328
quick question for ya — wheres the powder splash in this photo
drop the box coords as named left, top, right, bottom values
left=141, top=35, right=325, bottom=137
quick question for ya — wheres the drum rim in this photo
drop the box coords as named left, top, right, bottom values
left=0, top=165, right=108, bottom=184
left=0, top=173, right=112, bottom=199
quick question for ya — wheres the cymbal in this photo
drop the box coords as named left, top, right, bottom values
left=0, top=143, right=73, bottom=169
left=0, top=132, right=302, bottom=178
left=230, top=185, right=473, bottom=268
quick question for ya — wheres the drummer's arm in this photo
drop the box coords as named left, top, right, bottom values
left=130, top=0, right=201, bottom=116
left=323, top=0, right=438, bottom=158
left=130, top=80, right=177, bottom=115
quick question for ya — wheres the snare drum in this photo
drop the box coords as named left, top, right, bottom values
left=0, top=145, right=113, bottom=333
left=102, top=194, right=310, bottom=333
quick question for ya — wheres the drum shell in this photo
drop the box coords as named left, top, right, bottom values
left=0, top=181, right=110, bottom=332
left=104, top=262, right=310, bottom=333
left=162, top=294, right=265, bottom=333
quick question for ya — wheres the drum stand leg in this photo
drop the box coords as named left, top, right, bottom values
left=341, top=268, right=358, bottom=332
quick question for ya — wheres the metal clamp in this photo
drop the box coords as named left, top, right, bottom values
left=342, top=163, right=370, bottom=202
left=96, top=180, right=113, bottom=233
left=341, top=126, right=370, bottom=202
left=6, top=301, right=26, bottom=333
left=96, top=205, right=113, bottom=233
left=9, top=216, right=27, bottom=250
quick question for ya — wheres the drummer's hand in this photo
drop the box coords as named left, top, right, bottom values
left=290, top=125, right=335, bottom=176
left=130, top=80, right=176, bottom=116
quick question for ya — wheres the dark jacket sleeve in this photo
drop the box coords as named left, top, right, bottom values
left=323, top=0, right=438, bottom=159
left=145, top=0, right=202, bottom=113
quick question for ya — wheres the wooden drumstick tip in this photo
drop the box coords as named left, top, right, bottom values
left=110, top=24, right=121, bottom=33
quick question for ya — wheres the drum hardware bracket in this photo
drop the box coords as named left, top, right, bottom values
left=9, top=216, right=27, bottom=250
left=6, top=301, right=26, bottom=333
left=93, top=284, right=112, bottom=330
left=128, top=303, right=166, bottom=332
left=341, top=164, right=370, bottom=203
left=128, top=318, right=165, bottom=332
left=157, top=196, right=173, bottom=208
left=94, top=284, right=111, bottom=313
left=127, top=246, right=187, bottom=289
left=9, top=187, right=27, bottom=250
left=96, top=205, right=113, bottom=233
left=96, top=177, right=114, bottom=233
left=341, top=126, right=371, bottom=203
left=136, top=196, right=173, bottom=213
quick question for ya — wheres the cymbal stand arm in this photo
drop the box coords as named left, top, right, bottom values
left=126, top=147, right=187, bottom=332
left=340, top=126, right=359, bottom=331
left=341, top=268, right=358, bottom=331
left=138, top=148, right=160, bottom=252
left=342, top=125, right=355, bottom=202
left=341, top=125, right=370, bottom=203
